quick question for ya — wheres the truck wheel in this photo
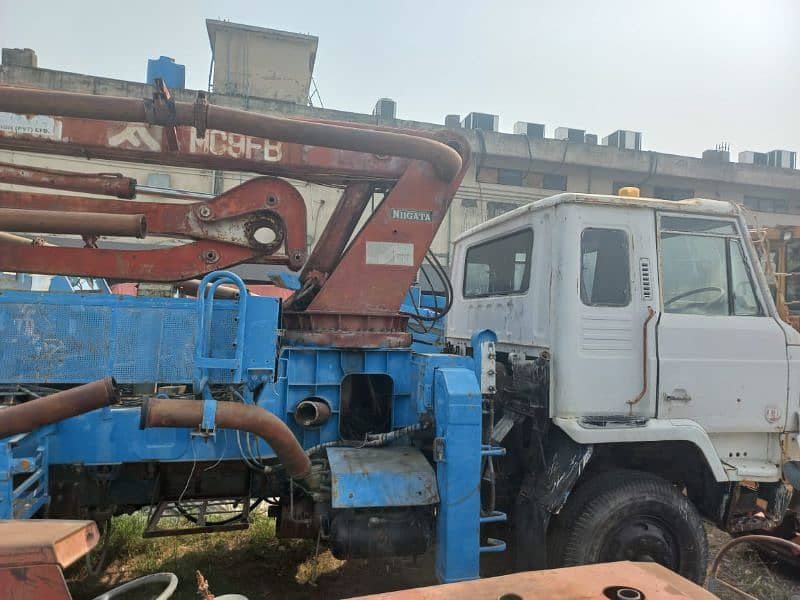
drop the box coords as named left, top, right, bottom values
left=548, top=469, right=708, bottom=583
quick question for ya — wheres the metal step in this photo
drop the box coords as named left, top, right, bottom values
left=143, top=497, right=253, bottom=538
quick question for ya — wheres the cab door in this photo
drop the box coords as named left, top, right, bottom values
left=656, top=215, right=788, bottom=437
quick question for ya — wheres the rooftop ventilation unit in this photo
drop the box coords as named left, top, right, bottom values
left=555, top=127, right=585, bottom=143
left=513, top=122, right=545, bottom=139
left=702, top=144, right=730, bottom=163
left=702, top=149, right=730, bottom=163
left=444, top=114, right=461, bottom=128
left=584, top=133, right=598, bottom=145
left=373, top=98, right=397, bottom=120
left=603, top=130, right=642, bottom=151
left=768, top=150, right=796, bottom=170
left=461, top=112, right=499, bottom=132
left=739, top=151, right=769, bottom=166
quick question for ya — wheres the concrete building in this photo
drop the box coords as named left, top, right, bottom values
left=2, top=19, right=800, bottom=276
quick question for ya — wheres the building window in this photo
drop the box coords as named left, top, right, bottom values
left=146, top=172, right=172, bottom=188
left=744, top=196, right=797, bottom=214
left=660, top=217, right=761, bottom=316
left=653, top=186, right=694, bottom=201
left=497, top=169, right=524, bottom=186
left=580, top=228, right=630, bottom=306
left=542, top=173, right=568, bottom=191
left=463, top=229, right=533, bottom=298
left=477, top=167, right=567, bottom=191
left=487, top=201, right=518, bottom=219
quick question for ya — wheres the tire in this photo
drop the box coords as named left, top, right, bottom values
left=547, top=469, right=708, bottom=583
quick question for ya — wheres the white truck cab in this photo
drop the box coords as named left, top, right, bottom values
left=447, top=192, right=800, bottom=581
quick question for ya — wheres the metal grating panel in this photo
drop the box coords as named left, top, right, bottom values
left=0, top=291, right=278, bottom=385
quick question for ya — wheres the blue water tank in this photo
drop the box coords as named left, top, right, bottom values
left=146, top=56, right=185, bottom=89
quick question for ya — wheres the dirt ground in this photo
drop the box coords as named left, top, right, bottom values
left=66, top=513, right=800, bottom=600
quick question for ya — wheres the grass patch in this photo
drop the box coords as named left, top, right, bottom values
left=66, top=508, right=363, bottom=600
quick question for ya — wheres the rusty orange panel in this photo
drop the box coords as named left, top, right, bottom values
left=0, top=519, right=99, bottom=569
left=0, top=564, right=73, bottom=600
left=345, top=562, right=716, bottom=600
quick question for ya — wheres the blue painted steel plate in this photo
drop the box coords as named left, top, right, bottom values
left=0, top=291, right=278, bottom=384
left=327, top=446, right=439, bottom=509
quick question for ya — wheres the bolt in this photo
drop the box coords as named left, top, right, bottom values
left=266, top=195, right=278, bottom=206
left=196, top=204, right=213, bottom=221
left=201, top=249, right=220, bottom=264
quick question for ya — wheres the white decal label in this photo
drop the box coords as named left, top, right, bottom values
left=0, top=112, right=62, bottom=139
left=190, top=128, right=282, bottom=162
left=365, top=241, right=414, bottom=266
left=391, top=208, right=433, bottom=222
left=108, top=124, right=161, bottom=151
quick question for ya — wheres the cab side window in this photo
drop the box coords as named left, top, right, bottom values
left=463, top=229, right=533, bottom=298
left=660, top=217, right=761, bottom=316
left=580, top=228, right=630, bottom=306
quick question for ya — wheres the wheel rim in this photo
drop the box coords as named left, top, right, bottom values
left=598, top=516, right=680, bottom=569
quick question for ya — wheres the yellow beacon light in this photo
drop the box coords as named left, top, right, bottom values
left=618, top=187, right=641, bottom=198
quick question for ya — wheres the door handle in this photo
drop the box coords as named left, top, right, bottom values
left=665, top=388, right=692, bottom=403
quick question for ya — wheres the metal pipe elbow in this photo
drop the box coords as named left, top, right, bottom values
left=140, top=398, right=311, bottom=480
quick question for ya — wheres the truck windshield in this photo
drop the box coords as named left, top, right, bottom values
left=463, top=229, right=533, bottom=298
left=660, top=217, right=761, bottom=316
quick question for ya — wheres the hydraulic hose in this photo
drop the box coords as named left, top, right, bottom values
left=0, top=377, right=118, bottom=438
left=140, top=398, right=311, bottom=480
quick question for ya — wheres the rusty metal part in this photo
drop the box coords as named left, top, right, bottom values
left=0, top=85, right=462, bottom=181
left=0, top=207, right=146, bottom=238
left=286, top=182, right=374, bottom=312
left=346, top=561, right=716, bottom=599
left=141, top=398, right=311, bottom=480
left=0, top=160, right=136, bottom=198
left=0, top=519, right=100, bottom=600
left=282, top=311, right=412, bottom=348
left=627, top=307, right=656, bottom=414
left=0, top=519, right=100, bottom=568
left=0, top=378, right=118, bottom=438
left=300, top=182, right=373, bottom=280
left=294, top=399, right=332, bottom=428
left=0, top=177, right=308, bottom=281
left=707, top=534, right=800, bottom=599
left=176, top=279, right=240, bottom=299
left=301, top=131, right=470, bottom=322
left=0, top=84, right=469, bottom=346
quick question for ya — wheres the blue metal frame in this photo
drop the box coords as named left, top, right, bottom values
left=0, top=427, right=51, bottom=519
left=433, top=366, right=483, bottom=582
left=0, top=274, right=494, bottom=584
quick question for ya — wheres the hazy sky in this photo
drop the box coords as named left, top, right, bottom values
left=1, top=0, right=797, bottom=158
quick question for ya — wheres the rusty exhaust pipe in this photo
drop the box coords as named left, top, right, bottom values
left=294, top=399, right=332, bottom=428
left=140, top=398, right=311, bottom=480
left=0, top=377, right=118, bottom=438
left=0, top=208, right=147, bottom=238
